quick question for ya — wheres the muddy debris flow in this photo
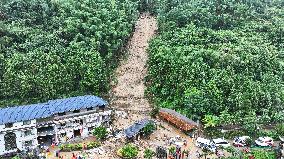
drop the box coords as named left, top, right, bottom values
left=110, top=13, right=157, bottom=130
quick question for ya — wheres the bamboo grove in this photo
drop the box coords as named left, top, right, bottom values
left=0, top=0, right=139, bottom=106
left=145, top=0, right=284, bottom=125
left=1, top=0, right=284, bottom=128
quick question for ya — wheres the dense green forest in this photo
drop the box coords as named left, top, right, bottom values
left=1, top=0, right=284, bottom=128
left=145, top=0, right=284, bottom=125
left=0, top=0, right=139, bottom=106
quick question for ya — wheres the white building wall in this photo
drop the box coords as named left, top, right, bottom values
left=0, top=119, right=38, bottom=155
left=0, top=133, right=5, bottom=155
left=0, top=109, right=112, bottom=155
left=82, top=117, right=88, bottom=137
left=15, top=131, right=23, bottom=150
left=14, top=128, right=38, bottom=151
left=20, top=128, right=38, bottom=149
left=82, top=127, right=89, bottom=137
left=0, top=120, right=36, bottom=132
left=29, top=120, right=37, bottom=126
left=55, top=110, right=112, bottom=143
left=66, top=129, right=73, bottom=139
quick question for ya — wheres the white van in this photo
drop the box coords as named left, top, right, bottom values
left=196, top=137, right=216, bottom=152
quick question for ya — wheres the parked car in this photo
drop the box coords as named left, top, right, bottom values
left=233, top=136, right=250, bottom=147
left=196, top=137, right=216, bottom=152
left=255, top=137, right=274, bottom=147
left=213, top=138, right=231, bottom=148
left=196, top=137, right=211, bottom=147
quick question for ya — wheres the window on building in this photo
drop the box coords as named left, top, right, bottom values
left=88, top=127, right=94, bottom=134
left=60, top=133, right=66, bottom=138
left=23, top=120, right=31, bottom=125
left=95, top=117, right=99, bottom=123
left=24, top=130, right=32, bottom=136
left=24, top=140, right=33, bottom=147
left=88, top=127, right=93, bottom=131
left=99, top=105, right=105, bottom=110
left=58, top=112, right=66, bottom=116
left=73, top=110, right=80, bottom=113
left=4, top=132, right=17, bottom=151
left=5, top=123, right=13, bottom=128
left=87, top=107, right=93, bottom=111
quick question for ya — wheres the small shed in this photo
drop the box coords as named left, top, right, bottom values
left=124, top=119, right=154, bottom=139
left=159, top=108, right=199, bottom=132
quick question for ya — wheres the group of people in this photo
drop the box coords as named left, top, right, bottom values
left=53, top=149, right=89, bottom=159
left=40, top=142, right=89, bottom=159
left=70, top=152, right=87, bottom=159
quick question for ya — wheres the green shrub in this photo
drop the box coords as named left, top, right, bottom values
left=59, top=144, right=65, bottom=150
left=223, top=130, right=246, bottom=139
left=149, top=106, right=160, bottom=118
left=60, top=141, right=100, bottom=152
left=182, top=150, right=189, bottom=156
left=202, top=115, right=220, bottom=128
left=87, top=141, right=101, bottom=149
left=75, top=143, right=83, bottom=150
left=245, top=138, right=253, bottom=147
left=92, top=126, right=108, bottom=140
left=244, top=150, right=276, bottom=159
left=275, top=123, right=284, bottom=137
left=204, top=128, right=222, bottom=138
left=144, top=148, right=155, bottom=159
left=224, top=146, right=239, bottom=156
left=168, top=146, right=176, bottom=155
left=258, top=130, right=278, bottom=140
left=120, top=144, right=139, bottom=159
left=64, top=144, right=74, bottom=152
left=142, top=122, right=156, bottom=136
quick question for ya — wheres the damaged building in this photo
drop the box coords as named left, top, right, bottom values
left=0, top=95, right=111, bottom=155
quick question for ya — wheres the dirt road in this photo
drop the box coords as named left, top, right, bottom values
left=110, top=13, right=157, bottom=129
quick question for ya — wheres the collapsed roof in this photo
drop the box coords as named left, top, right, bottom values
left=124, top=119, right=154, bottom=138
left=159, top=108, right=199, bottom=131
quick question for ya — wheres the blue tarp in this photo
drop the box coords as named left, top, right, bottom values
left=124, top=119, right=153, bottom=138
left=0, top=95, right=107, bottom=125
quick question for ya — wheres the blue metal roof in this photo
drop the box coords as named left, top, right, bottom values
left=47, top=95, right=107, bottom=113
left=0, top=95, right=107, bottom=125
left=124, top=119, right=154, bottom=138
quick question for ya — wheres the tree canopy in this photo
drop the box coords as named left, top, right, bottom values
left=0, top=0, right=139, bottom=106
left=146, top=0, right=284, bottom=124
